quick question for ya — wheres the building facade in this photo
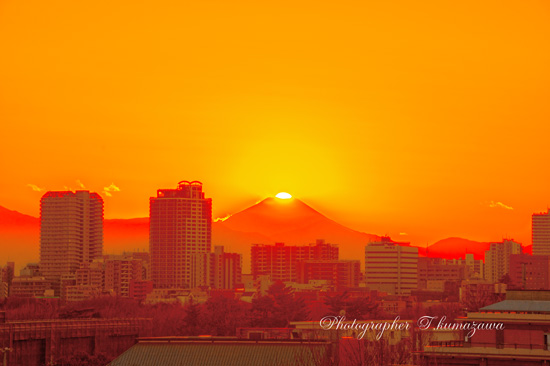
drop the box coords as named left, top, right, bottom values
left=40, top=191, right=104, bottom=295
left=509, top=253, right=550, bottom=290
left=444, top=254, right=484, bottom=279
left=533, top=209, right=550, bottom=256
left=459, top=278, right=506, bottom=311
left=129, top=280, right=154, bottom=302
left=484, top=239, right=522, bottom=283
left=417, top=257, right=468, bottom=290
left=105, top=254, right=145, bottom=297
left=149, top=181, right=212, bottom=288
left=296, top=259, right=360, bottom=289
left=421, top=290, right=550, bottom=365
left=251, top=240, right=339, bottom=282
left=19, top=263, right=40, bottom=278
left=9, top=277, right=52, bottom=298
left=0, top=314, right=152, bottom=366
left=364, top=236, right=418, bottom=295
left=0, top=262, right=14, bottom=299
left=191, top=246, right=242, bottom=289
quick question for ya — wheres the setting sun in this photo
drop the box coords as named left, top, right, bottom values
left=276, top=192, right=292, bottom=200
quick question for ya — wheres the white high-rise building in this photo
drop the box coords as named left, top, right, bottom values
left=364, top=236, right=418, bottom=295
left=533, top=209, right=550, bottom=256
left=40, top=191, right=104, bottom=294
left=149, top=181, right=212, bottom=288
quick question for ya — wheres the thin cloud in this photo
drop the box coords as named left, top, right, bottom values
left=399, top=232, right=408, bottom=236
left=489, top=201, right=513, bottom=210
left=214, top=215, right=232, bottom=222
left=27, top=184, right=45, bottom=192
left=103, top=183, right=121, bottom=197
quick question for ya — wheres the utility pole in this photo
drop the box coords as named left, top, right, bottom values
left=46, top=355, right=56, bottom=366
left=0, top=347, right=12, bottom=366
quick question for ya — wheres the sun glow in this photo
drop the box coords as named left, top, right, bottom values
left=275, top=192, right=292, bottom=199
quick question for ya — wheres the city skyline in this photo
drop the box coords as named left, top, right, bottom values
left=1, top=185, right=542, bottom=274
left=3, top=184, right=550, bottom=366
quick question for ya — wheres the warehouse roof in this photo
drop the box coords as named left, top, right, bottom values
left=108, top=337, right=332, bottom=366
left=481, top=300, right=550, bottom=313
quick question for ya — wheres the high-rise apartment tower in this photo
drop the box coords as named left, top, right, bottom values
left=533, top=209, right=550, bottom=256
left=484, top=239, right=522, bottom=283
left=40, top=190, right=104, bottom=294
left=149, top=181, right=212, bottom=288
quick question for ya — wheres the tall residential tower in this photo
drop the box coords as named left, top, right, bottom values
left=484, top=239, right=522, bottom=283
left=533, top=209, right=550, bottom=256
left=40, top=190, right=104, bottom=294
left=149, top=181, right=212, bottom=288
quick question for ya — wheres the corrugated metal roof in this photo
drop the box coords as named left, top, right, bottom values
left=109, top=339, right=331, bottom=366
left=481, top=300, right=550, bottom=312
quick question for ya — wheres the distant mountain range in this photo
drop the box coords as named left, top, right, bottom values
left=0, top=198, right=531, bottom=272
left=418, top=237, right=490, bottom=259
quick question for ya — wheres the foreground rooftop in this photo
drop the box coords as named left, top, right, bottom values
left=108, top=337, right=332, bottom=366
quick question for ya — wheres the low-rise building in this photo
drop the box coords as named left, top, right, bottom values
left=297, top=260, right=360, bottom=290
left=421, top=290, right=550, bottom=365
left=509, top=253, right=550, bottom=290
left=460, top=279, right=506, bottom=311
left=64, top=284, right=103, bottom=302
left=0, top=312, right=151, bottom=365
left=129, top=280, right=153, bottom=302
left=418, top=257, right=468, bottom=290
left=9, top=276, right=51, bottom=298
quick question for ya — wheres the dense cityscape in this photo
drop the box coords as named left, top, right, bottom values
left=0, top=180, right=549, bottom=365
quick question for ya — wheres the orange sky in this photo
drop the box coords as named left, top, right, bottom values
left=1, top=0, right=549, bottom=247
